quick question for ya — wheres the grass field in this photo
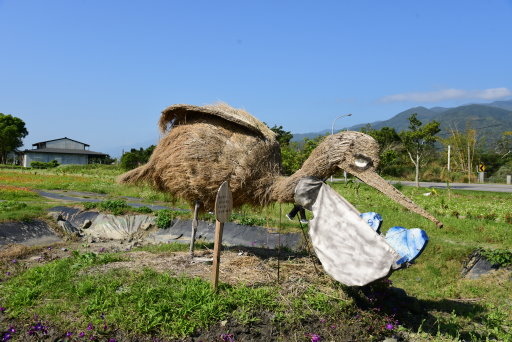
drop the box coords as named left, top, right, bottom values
left=1, top=165, right=511, bottom=341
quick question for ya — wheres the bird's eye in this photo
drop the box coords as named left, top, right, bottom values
left=355, top=158, right=369, bottom=168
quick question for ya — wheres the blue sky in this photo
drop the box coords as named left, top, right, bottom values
left=1, top=0, right=511, bottom=156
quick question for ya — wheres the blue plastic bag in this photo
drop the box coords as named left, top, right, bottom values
left=360, top=212, right=383, bottom=233
left=385, top=226, right=429, bottom=265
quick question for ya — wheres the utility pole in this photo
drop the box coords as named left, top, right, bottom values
left=467, top=143, right=471, bottom=184
left=447, top=145, right=451, bottom=172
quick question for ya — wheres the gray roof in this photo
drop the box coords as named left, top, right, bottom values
left=23, top=148, right=107, bottom=156
left=32, top=137, right=90, bottom=147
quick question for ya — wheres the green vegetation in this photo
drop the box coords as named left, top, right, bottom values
left=0, top=186, right=50, bottom=222
left=120, top=145, right=155, bottom=170
left=0, top=251, right=275, bottom=338
left=82, top=199, right=130, bottom=215
left=0, top=250, right=400, bottom=341
left=30, top=160, right=60, bottom=169
left=1, top=156, right=512, bottom=340
left=0, top=113, right=28, bottom=164
left=154, top=209, right=185, bottom=228
left=0, top=167, right=184, bottom=206
left=0, top=201, right=50, bottom=222
left=480, top=248, right=512, bottom=267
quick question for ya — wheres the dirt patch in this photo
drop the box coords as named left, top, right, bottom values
left=85, top=247, right=325, bottom=288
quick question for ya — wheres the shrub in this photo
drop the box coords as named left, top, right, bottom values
left=83, top=202, right=98, bottom=210
left=155, top=209, right=175, bottom=228
left=135, top=206, right=153, bottom=214
left=480, top=249, right=512, bottom=267
left=98, top=199, right=129, bottom=215
left=31, top=160, right=59, bottom=169
left=82, top=200, right=128, bottom=215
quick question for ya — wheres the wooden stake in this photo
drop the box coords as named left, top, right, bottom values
left=211, top=220, right=224, bottom=290
left=189, top=200, right=200, bottom=257
left=211, top=181, right=232, bottom=291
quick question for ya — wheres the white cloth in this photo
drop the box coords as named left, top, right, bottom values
left=306, top=183, right=401, bottom=286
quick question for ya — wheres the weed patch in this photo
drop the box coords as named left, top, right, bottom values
left=155, top=209, right=180, bottom=228
left=82, top=200, right=129, bottom=215
left=480, top=248, right=512, bottom=267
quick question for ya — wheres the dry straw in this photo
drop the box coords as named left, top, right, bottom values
left=117, top=102, right=440, bottom=226
left=118, top=102, right=282, bottom=210
left=117, top=102, right=369, bottom=210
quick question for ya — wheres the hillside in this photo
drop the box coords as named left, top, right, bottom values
left=292, top=100, right=512, bottom=145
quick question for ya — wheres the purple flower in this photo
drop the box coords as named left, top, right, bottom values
left=11, top=259, right=17, bottom=263
left=6, top=272, right=10, bottom=276
left=220, top=333, right=235, bottom=342
left=0, top=307, right=6, bottom=313
left=2, top=333, right=12, bottom=341
left=308, top=334, right=322, bottom=342
left=87, top=323, right=93, bottom=330
left=7, top=327, right=15, bottom=333
left=319, top=318, right=326, bottom=323
left=26, top=322, right=48, bottom=337
left=79, top=332, right=85, bottom=338
left=66, top=332, right=73, bottom=337
left=108, top=339, right=117, bottom=342
left=385, top=323, right=394, bottom=330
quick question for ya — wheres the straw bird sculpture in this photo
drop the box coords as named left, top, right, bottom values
left=118, top=103, right=442, bottom=284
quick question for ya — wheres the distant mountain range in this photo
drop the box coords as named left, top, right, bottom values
left=292, top=100, right=512, bottom=145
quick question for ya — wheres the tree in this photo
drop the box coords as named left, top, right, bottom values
left=0, top=114, right=28, bottom=164
left=269, top=125, right=293, bottom=146
left=399, top=114, right=440, bottom=187
left=120, top=145, right=155, bottom=170
left=89, top=154, right=117, bottom=164
left=439, top=126, right=478, bottom=182
left=361, top=125, right=406, bottom=176
left=495, top=131, right=512, bottom=157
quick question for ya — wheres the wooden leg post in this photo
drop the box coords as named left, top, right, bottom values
left=211, top=220, right=224, bottom=290
left=190, top=200, right=200, bottom=257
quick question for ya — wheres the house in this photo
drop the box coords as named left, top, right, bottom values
left=22, top=137, right=107, bottom=167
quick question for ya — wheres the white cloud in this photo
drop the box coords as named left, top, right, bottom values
left=379, top=87, right=512, bottom=103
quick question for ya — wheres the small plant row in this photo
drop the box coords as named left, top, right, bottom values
left=30, top=160, right=59, bottom=169
left=82, top=200, right=153, bottom=216
left=0, top=201, right=27, bottom=211
left=0, top=164, right=26, bottom=170
left=80, top=201, right=273, bottom=229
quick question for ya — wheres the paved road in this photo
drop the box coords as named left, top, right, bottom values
left=394, top=181, right=512, bottom=193
left=332, top=179, right=512, bottom=193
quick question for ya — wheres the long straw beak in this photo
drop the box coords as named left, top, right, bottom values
left=356, top=170, right=443, bottom=228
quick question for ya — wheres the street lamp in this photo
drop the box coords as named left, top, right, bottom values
left=331, top=113, right=352, bottom=135
left=330, top=113, right=352, bottom=182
